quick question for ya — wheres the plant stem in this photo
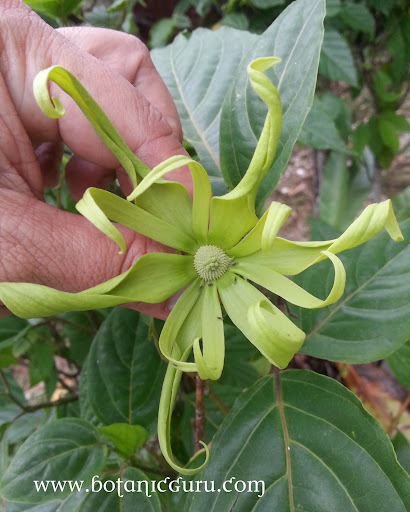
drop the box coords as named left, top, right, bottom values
left=0, top=369, right=25, bottom=410
left=1, top=369, right=78, bottom=421
left=194, top=375, right=205, bottom=453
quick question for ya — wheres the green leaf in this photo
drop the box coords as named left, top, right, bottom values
left=78, top=359, right=98, bottom=424
left=61, top=312, right=96, bottom=366
left=387, top=339, right=410, bottom=390
left=249, top=0, right=285, bottom=8
left=392, top=432, right=410, bottom=474
left=319, top=29, right=358, bottom=86
left=0, top=418, right=106, bottom=504
left=320, top=91, right=352, bottom=138
left=319, top=151, right=371, bottom=231
left=0, top=424, right=8, bottom=482
left=0, top=316, right=28, bottom=342
left=83, top=6, right=121, bottom=29
left=392, top=186, right=410, bottom=222
left=220, top=324, right=259, bottom=387
left=99, top=423, right=147, bottom=459
left=379, top=112, right=410, bottom=133
left=106, top=0, right=127, bottom=12
left=339, top=1, right=375, bottom=38
left=220, top=12, right=249, bottom=30
left=0, top=339, right=16, bottom=368
left=28, top=341, right=57, bottom=397
left=353, top=122, right=370, bottom=157
left=293, top=218, right=410, bottom=363
left=378, top=117, right=400, bottom=153
left=79, top=467, right=161, bottom=511
left=86, top=310, right=165, bottom=434
left=319, top=151, right=349, bottom=228
left=373, top=70, right=401, bottom=105
left=0, top=372, right=25, bottom=427
left=386, top=15, right=410, bottom=84
left=368, top=116, right=395, bottom=169
left=298, top=97, right=349, bottom=153
left=183, top=372, right=410, bottom=511
left=23, top=0, right=82, bottom=19
left=5, top=410, right=47, bottom=446
left=220, top=0, right=325, bottom=209
left=193, top=0, right=213, bottom=17
left=366, top=0, right=396, bottom=15
left=149, top=18, right=176, bottom=48
left=0, top=317, right=28, bottom=367
left=326, top=0, right=341, bottom=17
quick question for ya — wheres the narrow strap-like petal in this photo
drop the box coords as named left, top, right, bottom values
left=234, top=250, right=346, bottom=309
left=0, top=253, right=195, bottom=318
left=158, top=351, right=209, bottom=475
left=207, top=58, right=282, bottom=249
left=217, top=273, right=305, bottom=369
left=127, top=155, right=211, bottom=245
left=33, top=66, right=149, bottom=187
left=238, top=199, right=403, bottom=275
left=34, top=67, right=198, bottom=241
left=227, top=201, right=291, bottom=258
left=325, top=199, right=403, bottom=253
left=193, top=283, right=225, bottom=380
left=76, top=188, right=198, bottom=254
left=158, top=279, right=202, bottom=372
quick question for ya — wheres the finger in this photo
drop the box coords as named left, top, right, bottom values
left=64, top=155, right=116, bottom=200
left=1, top=2, right=190, bottom=186
left=56, top=26, right=182, bottom=141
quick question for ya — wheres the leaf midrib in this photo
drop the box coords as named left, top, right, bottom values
left=170, top=39, right=220, bottom=172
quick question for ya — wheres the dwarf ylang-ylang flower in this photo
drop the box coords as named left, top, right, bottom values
left=0, top=58, right=402, bottom=474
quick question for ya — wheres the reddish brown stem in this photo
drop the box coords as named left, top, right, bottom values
left=194, top=374, right=205, bottom=453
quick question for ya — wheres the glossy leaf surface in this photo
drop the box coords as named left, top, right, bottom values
left=183, top=371, right=410, bottom=511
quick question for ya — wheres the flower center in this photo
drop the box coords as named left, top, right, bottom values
left=194, top=245, right=232, bottom=282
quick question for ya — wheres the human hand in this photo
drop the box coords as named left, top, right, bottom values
left=0, top=0, right=191, bottom=319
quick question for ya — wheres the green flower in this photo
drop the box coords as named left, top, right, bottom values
left=0, top=58, right=403, bottom=474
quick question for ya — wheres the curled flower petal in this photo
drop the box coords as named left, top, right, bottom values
left=159, top=279, right=202, bottom=373
left=217, top=272, right=305, bottom=368
left=234, top=250, right=346, bottom=309
left=76, top=187, right=198, bottom=254
left=239, top=199, right=403, bottom=275
left=247, top=299, right=305, bottom=368
left=193, top=283, right=225, bottom=380
left=207, top=58, right=282, bottom=249
left=33, top=66, right=148, bottom=187
left=0, top=253, right=195, bottom=318
left=127, top=155, right=211, bottom=245
left=158, top=353, right=209, bottom=475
